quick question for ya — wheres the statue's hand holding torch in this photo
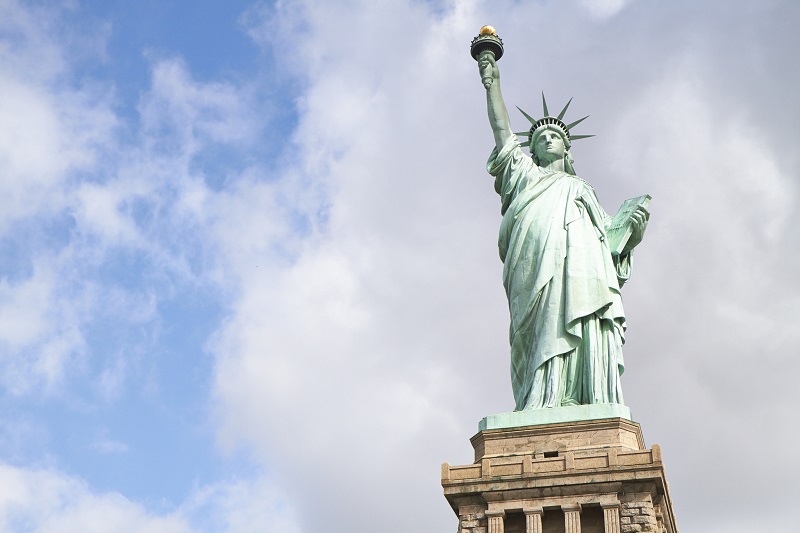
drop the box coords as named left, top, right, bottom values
left=478, top=51, right=498, bottom=89
left=471, top=26, right=504, bottom=89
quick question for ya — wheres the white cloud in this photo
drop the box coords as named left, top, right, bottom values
left=89, top=435, right=129, bottom=455
left=0, top=463, right=301, bottom=533
left=211, top=2, right=520, bottom=531
left=0, top=1, right=120, bottom=396
left=0, top=463, right=189, bottom=533
left=73, top=182, right=144, bottom=246
left=0, top=2, right=117, bottom=231
left=0, top=55, right=116, bottom=230
left=605, top=59, right=800, bottom=526
left=0, top=262, right=87, bottom=394
left=0, top=1, right=798, bottom=532
left=209, top=1, right=800, bottom=532
left=180, top=477, right=300, bottom=533
left=577, top=0, right=635, bottom=19
left=0, top=6, right=269, bottom=396
left=0, top=1, right=70, bottom=83
left=139, top=58, right=260, bottom=154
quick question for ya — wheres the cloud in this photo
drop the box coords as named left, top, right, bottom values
left=211, top=1, right=532, bottom=531
left=180, top=477, right=300, bottom=533
left=0, top=463, right=300, bottom=533
left=606, top=54, right=800, bottom=528
left=577, top=0, right=636, bottom=19
left=0, top=7, right=270, bottom=396
left=139, top=58, right=261, bottom=154
left=0, top=1, right=119, bottom=394
left=0, top=1, right=798, bottom=532
left=0, top=4, right=305, bottom=528
left=89, top=436, right=130, bottom=455
left=0, top=260, right=87, bottom=394
left=0, top=463, right=189, bottom=533
left=0, top=2, right=117, bottom=231
left=209, top=1, right=800, bottom=532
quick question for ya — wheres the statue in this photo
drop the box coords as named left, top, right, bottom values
left=472, top=27, right=650, bottom=412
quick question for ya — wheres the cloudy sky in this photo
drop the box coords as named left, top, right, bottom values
left=0, top=0, right=798, bottom=531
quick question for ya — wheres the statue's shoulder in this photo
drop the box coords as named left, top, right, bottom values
left=568, top=173, right=593, bottom=188
left=489, top=140, right=539, bottom=178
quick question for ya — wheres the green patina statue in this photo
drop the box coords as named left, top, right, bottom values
left=475, top=35, right=650, bottom=412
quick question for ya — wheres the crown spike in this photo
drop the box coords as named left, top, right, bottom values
left=568, top=134, right=595, bottom=140
left=565, top=115, right=589, bottom=131
left=516, top=106, right=538, bottom=125
left=557, top=98, right=573, bottom=120
left=514, top=131, right=531, bottom=137
left=541, top=92, right=549, bottom=117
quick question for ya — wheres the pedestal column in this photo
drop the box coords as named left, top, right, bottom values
left=487, top=510, right=505, bottom=533
left=524, top=508, right=543, bottom=533
left=563, top=504, right=581, bottom=533
left=602, top=503, right=621, bottom=533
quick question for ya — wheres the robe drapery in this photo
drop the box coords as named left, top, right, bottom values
left=488, top=138, right=632, bottom=411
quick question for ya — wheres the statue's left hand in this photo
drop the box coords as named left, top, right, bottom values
left=622, top=205, right=650, bottom=254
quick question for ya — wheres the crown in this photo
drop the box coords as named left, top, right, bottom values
left=515, top=93, right=594, bottom=149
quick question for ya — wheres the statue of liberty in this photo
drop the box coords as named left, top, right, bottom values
left=476, top=37, right=650, bottom=412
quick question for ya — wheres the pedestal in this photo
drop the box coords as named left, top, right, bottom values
left=442, top=417, right=679, bottom=533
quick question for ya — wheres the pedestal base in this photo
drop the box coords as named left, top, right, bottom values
left=442, top=418, right=679, bottom=533
left=472, top=416, right=644, bottom=463
left=479, top=403, right=632, bottom=431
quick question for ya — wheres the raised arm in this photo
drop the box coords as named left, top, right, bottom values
left=478, top=52, right=515, bottom=151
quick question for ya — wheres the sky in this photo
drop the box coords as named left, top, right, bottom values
left=0, top=0, right=798, bottom=531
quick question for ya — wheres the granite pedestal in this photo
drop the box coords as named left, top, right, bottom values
left=442, top=414, right=679, bottom=533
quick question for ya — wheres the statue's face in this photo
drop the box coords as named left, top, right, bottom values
left=533, top=129, right=566, bottom=163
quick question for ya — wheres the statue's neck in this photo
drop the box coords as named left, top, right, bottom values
left=539, top=157, right=566, bottom=173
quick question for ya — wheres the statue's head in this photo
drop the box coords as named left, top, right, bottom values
left=516, top=95, right=593, bottom=175
left=530, top=124, right=574, bottom=173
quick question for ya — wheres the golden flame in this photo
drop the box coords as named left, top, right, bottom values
left=479, top=25, right=497, bottom=36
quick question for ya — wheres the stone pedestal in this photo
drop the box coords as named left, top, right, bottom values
left=442, top=417, right=678, bottom=533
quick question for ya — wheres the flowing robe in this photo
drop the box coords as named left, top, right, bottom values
left=488, top=138, right=632, bottom=411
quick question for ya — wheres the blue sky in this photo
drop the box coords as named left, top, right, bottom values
left=0, top=1, right=798, bottom=532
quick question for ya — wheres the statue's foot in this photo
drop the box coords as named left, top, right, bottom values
left=560, top=399, right=579, bottom=407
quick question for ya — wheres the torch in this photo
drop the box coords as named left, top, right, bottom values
left=470, top=26, right=504, bottom=89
